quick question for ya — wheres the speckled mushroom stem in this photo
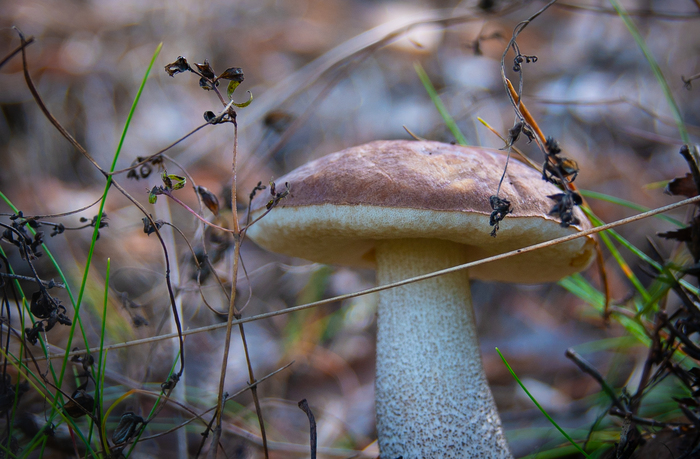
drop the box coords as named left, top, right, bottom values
left=375, top=238, right=512, bottom=459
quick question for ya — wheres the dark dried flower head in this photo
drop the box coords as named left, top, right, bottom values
left=161, top=373, right=180, bottom=392
left=545, top=137, right=561, bottom=155
left=25, top=323, right=44, bottom=345
left=489, top=195, right=512, bottom=237
left=507, top=122, right=534, bottom=146
left=164, top=56, right=190, bottom=77
left=112, top=412, right=144, bottom=445
left=665, top=173, right=698, bottom=198
left=142, top=216, right=164, bottom=235
left=266, top=181, right=290, bottom=210
left=194, top=60, right=215, bottom=79
left=50, top=223, right=65, bottom=237
left=30, top=290, right=54, bottom=319
left=63, top=389, right=94, bottom=418
left=548, top=191, right=582, bottom=227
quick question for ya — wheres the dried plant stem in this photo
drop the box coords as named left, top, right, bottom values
left=211, top=121, right=269, bottom=459
left=505, top=79, right=545, bottom=144
left=0, top=35, right=34, bottom=69
left=35, top=193, right=700, bottom=363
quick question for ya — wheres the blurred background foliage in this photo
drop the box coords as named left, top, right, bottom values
left=1, top=0, right=700, bottom=457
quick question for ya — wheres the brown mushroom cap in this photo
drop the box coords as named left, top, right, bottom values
left=247, top=140, right=596, bottom=283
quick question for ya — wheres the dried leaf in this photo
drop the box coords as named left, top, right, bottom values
left=164, top=56, right=190, bottom=77
left=194, top=60, right=215, bottom=78
left=658, top=226, right=692, bottom=242
left=218, top=67, right=244, bottom=83
left=142, top=216, right=164, bottom=235
left=197, top=186, right=220, bottom=216
left=63, top=389, right=94, bottom=418
left=665, top=173, right=698, bottom=198
left=659, top=216, right=700, bottom=262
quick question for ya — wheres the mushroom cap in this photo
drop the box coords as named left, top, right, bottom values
left=247, top=140, right=596, bottom=283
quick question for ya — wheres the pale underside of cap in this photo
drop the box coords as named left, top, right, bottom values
left=247, top=140, right=596, bottom=283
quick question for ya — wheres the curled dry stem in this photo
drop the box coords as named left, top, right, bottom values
left=504, top=79, right=612, bottom=319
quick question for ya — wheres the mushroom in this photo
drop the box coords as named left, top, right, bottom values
left=246, top=140, right=596, bottom=459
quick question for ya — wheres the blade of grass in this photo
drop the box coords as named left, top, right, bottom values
left=91, top=258, right=112, bottom=455
left=597, top=230, right=651, bottom=302
left=559, top=274, right=651, bottom=347
left=58, top=42, right=163, bottom=393
left=413, top=61, right=468, bottom=145
left=496, top=347, right=591, bottom=458
left=608, top=0, right=690, bottom=146
left=580, top=189, right=684, bottom=227
left=125, top=352, right=181, bottom=458
left=0, top=347, right=98, bottom=459
left=583, top=207, right=699, bottom=296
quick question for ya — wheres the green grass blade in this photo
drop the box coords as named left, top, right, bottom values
left=124, top=352, right=180, bottom=458
left=580, top=189, right=684, bottom=227
left=597, top=229, right=651, bottom=302
left=58, top=42, right=163, bottom=392
left=414, top=61, right=468, bottom=145
left=558, top=274, right=651, bottom=347
left=608, top=0, right=689, bottom=145
left=89, top=258, right=111, bottom=454
left=496, top=348, right=591, bottom=458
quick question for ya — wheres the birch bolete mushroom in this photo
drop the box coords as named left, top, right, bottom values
left=246, top=140, right=596, bottom=459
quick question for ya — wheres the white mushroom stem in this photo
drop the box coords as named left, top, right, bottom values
left=375, top=238, right=512, bottom=459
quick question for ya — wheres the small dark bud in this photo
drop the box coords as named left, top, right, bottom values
left=50, top=223, right=65, bottom=237
left=161, top=373, right=180, bottom=392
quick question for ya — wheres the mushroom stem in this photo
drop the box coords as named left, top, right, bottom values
left=375, top=238, right=512, bottom=459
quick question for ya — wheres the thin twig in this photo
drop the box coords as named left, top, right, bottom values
left=565, top=348, right=625, bottom=411
left=0, top=35, right=35, bottom=69
left=608, top=407, right=688, bottom=427
left=1, top=195, right=103, bottom=220
left=18, top=29, right=106, bottom=177
left=38, top=193, right=700, bottom=361
left=555, top=2, right=700, bottom=20
left=108, top=123, right=210, bottom=177
left=298, top=399, right=317, bottom=459
left=0, top=273, right=64, bottom=289
left=143, top=362, right=293, bottom=442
